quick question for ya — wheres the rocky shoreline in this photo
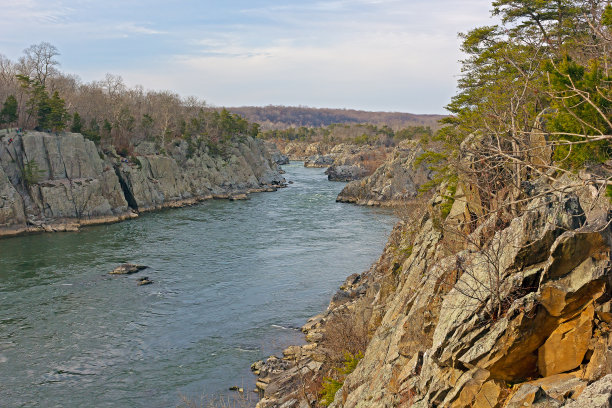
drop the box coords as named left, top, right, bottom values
left=251, top=146, right=612, bottom=407
left=0, top=130, right=285, bottom=238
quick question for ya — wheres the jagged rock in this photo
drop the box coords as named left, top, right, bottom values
left=527, top=373, right=586, bottom=401
left=0, top=131, right=130, bottom=237
left=562, top=374, right=612, bottom=408
left=264, top=142, right=290, bottom=165
left=325, top=165, right=368, bottom=181
left=252, top=170, right=610, bottom=408
left=584, top=336, right=612, bottom=382
left=529, top=110, right=554, bottom=169
left=538, top=304, right=594, bottom=377
left=304, top=154, right=334, bottom=168
left=0, top=164, right=26, bottom=232
left=473, top=380, right=503, bottom=408
left=504, top=384, right=561, bottom=408
left=110, top=263, right=148, bottom=274
left=337, top=141, right=433, bottom=206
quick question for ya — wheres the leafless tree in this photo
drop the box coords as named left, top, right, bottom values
left=19, top=42, right=60, bottom=87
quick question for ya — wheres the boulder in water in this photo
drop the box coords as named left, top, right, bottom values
left=137, top=277, right=153, bottom=286
left=110, top=263, right=147, bottom=275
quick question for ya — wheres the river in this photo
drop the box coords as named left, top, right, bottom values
left=0, top=162, right=395, bottom=407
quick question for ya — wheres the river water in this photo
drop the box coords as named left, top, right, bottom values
left=0, top=162, right=395, bottom=407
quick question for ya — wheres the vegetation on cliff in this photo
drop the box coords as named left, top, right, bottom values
left=254, top=1, right=611, bottom=407
left=423, top=0, right=611, bottom=208
left=0, top=43, right=260, bottom=158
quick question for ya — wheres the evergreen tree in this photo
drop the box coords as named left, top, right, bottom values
left=424, top=0, right=612, bottom=213
left=48, top=91, right=68, bottom=131
left=70, top=112, right=83, bottom=133
left=0, top=95, right=18, bottom=126
left=83, top=119, right=101, bottom=144
left=35, top=86, right=51, bottom=130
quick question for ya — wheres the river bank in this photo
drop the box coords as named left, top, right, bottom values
left=0, top=163, right=395, bottom=408
left=252, top=143, right=612, bottom=408
left=0, top=130, right=285, bottom=238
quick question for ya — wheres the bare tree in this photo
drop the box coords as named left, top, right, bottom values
left=19, top=42, right=60, bottom=87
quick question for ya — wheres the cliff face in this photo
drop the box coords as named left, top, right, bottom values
left=333, top=183, right=611, bottom=408
left=0, top=130, right=284, bottom=237
left=336, top=141, right=433, bottom=206
left=254, top=171, right=611, bottom=407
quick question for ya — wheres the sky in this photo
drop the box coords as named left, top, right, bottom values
left=0, top=0, right=495, bottom=114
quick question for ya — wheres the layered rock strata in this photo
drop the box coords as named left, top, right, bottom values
left=0, top=131, right=284, bottom=237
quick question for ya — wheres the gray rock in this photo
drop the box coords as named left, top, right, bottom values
left=325, top=165, right=368, bottom=181
left=110, top=263, right=148, bottom=275
left=304, top=154, right=334, bottom=168
left=563, top=375, right=612, bottom=408
left=337, top=140, right=433, bottom=206
left=0, top=132, right=283, bottom=236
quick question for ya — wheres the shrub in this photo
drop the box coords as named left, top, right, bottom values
left=130, top=155, right=142, bottom=169
left=319, top=352, right=364, bottom=406
left=23, top=159, right=45, bottom=186
left=440, top=182, right=457, bottom=220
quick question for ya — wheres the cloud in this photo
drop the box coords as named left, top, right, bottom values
left=116, top=25, right=462, bottom=113
left=0, top=0, right=496, bottom=113
left=0, top=0, right=74, bottom=24
left=112, top=23, right=167, bottom=36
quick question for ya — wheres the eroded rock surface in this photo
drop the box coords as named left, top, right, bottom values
left=254, top=175, right=611, bottom=408
left=0, top=131, right=284, bottom=237
left=337, top=140, right=433, bottom=205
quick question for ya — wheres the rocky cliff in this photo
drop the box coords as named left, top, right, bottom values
left=0, top=130, right=284, bottom=237
left=336, top=141, right=433, bottom=206
left=253, top=172, right=612, bottom=407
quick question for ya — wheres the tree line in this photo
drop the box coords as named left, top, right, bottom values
left=258, top=122, right=433, bottom=146
left=227, top=105, right=445, bottom=131
left=0, top=43, right=258, bottom=156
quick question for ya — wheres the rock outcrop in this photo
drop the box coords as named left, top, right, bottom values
left=0, top=130, right=284, bottom=237
left=324, top=144, right=389, bottom=182
left=336, top=141, right=433, bottom=205
left=274, top=140, right=392, bottom=181
left=253, top=174, right=611, bottom=408
left=264, top=142, right=290, bottom=165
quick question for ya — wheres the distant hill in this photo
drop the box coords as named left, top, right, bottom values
left=224, top=106, right=446, bottom=131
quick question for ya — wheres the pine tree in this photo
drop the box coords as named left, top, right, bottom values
left=0, top=95, right=18, bottom=126
left=70, top=112, right=83, bottom=133
left=48, top=91, right=68, bottom=131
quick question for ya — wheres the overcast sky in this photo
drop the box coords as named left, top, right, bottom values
left=0, top=0, right=495, bottom=114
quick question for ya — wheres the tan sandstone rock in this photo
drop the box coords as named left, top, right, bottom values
left=538, top=304, right=594, bottom=377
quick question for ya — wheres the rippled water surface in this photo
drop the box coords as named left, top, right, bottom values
left=0, top=163, right=395, bottom=407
